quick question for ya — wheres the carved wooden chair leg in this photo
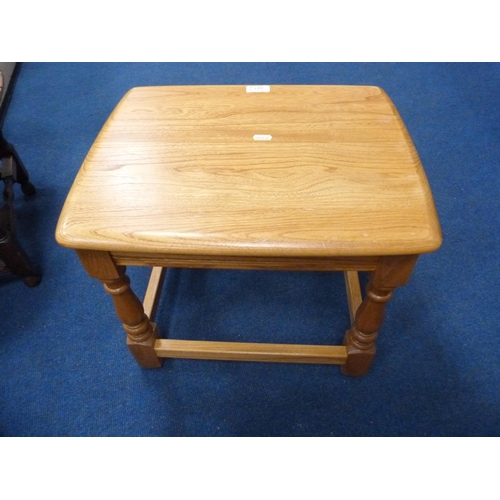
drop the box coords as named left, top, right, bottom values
left=0, top=153, right=41, bottom=286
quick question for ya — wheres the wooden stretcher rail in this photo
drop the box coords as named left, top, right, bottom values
left=143, top=267, right=361, bottom=366
left=154, top=339, right=347, bottom=364
left=344, top=271, right=363, bottom=323
left=143, top=267, right=167, bottom=321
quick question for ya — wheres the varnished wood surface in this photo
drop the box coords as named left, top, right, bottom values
left=56, top=85, right=442, bottom=257
left=154, top=339, right=347, bottom=364
left=344, top=271, right=363, bottom=324
left=112, top=251, right=379, bottom=271
left=342, top=255, right=418, bottom=376
left=77, top=249, right=162, bottom=368
left=143, top=266, right=167, bottom=321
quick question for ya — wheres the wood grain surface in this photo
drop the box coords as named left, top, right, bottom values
left=154, top=339, right=348, bottom=364
left=56, top=85, right=442, bottom=257
left=344, top=271, right=363, bottom=323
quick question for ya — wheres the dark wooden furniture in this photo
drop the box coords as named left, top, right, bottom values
left=0, top=63, right=40, bottom=286
left=56, top=85, right=441, bottom=376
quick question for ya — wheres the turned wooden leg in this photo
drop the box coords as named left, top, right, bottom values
left=0, top=225, right=41, bottom=286
left=0, top=170, right=41, bottom=286
left=341, top=255, right=418, bottom=377
left=76, top=249, right=162, bottom=368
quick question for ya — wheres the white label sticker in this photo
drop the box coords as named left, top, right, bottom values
left=246, top=85, right=270, bottom=93
left=253, top=134, right=272, bottom=141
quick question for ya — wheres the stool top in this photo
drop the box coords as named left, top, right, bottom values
left=56, top=85, right=442, bottom=257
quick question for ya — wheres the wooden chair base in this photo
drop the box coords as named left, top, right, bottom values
left=143, top=266, right=360, bottom=369
left=0, top=149, right=41, bottom=287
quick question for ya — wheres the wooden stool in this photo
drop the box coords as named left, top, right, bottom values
left=56, top=85, right=441, bottom=376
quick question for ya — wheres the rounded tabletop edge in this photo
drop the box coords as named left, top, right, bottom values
left=55, top=83, right=443, bottom=260
left=54, top=230, right=443, bottom=258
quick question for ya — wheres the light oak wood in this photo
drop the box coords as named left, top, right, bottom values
left=73, top=249, right=123, bottom=280
left=55, top=86, right=443, bottom=376
left=342, top=255, right=418, bottom=376
left=112, top=252, right=379, bottom=271
left=56, top=85, right=442, bottom=258
left=76, top=250, right=162, bottom=368
left=344, top=271, right=362, bottom=324
left=143, top=267, right=167, bottom=321
left=154, top=339, right=347, bottom=364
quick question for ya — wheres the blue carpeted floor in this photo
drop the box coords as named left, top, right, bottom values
left=0, top=63, right=499, bottom=436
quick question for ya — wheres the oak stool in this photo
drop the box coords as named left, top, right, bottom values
left=56, top=85, right=442, bottom=376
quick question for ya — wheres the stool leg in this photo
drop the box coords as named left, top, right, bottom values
left=76, top=249, right=163, bottom=368
left=341, top=255, right=418, bottom=377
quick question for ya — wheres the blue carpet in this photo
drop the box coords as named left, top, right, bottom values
left=0, top=63, right=499, bottom=436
